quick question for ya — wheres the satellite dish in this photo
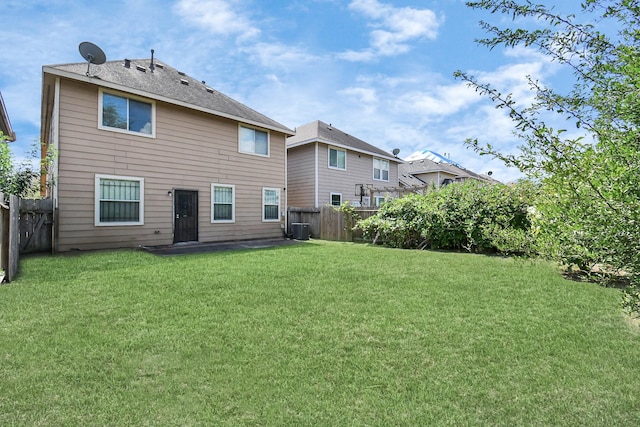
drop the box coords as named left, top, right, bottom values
left=79, top=41, right=106, bottom=76
left=392, top=148, right=400, bottom=157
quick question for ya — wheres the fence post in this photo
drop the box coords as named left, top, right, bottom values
left=0, top=192, right=7, bottom=282
left=6, top=195, right=19, bottom=282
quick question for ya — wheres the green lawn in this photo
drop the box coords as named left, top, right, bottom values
left=1, top=241, right=639, bottom=426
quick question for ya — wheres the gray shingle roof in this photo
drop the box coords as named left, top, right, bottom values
left=400, top=157, right=500, bottom=184
left=288, top=120, right=402, bottom=162
left=399, top=172, right=425, bottom=187
left=43, top=58, right=293, bottom=135
left=401, top=158, right=465, bottom=176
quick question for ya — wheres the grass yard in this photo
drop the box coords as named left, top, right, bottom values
left=1, top=240, right=639, bottom=426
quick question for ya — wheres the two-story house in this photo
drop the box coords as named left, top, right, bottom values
left=41, top=57, right=294, bottom=252
left=287, top=120, right=402, bottom=208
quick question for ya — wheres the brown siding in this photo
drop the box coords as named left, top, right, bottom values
left=55, top=79, right=286, bottom=251
left=286, top=143, right=316, bottom=207
left=316, top=143, right=399, bottom=207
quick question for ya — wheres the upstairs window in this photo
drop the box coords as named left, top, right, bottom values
left=239, top=125, right=269, bottom=156
left=329, top=147, right=346, bottom=170
left=373, top=158, right=389, bottom=181
left=95, top=174, right=144, bottom=226
left=99, top=90, right=154, bottom=137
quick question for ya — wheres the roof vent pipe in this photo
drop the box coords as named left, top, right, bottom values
left=124, top=59, right=130, bottom=68
left=149, top=49, right=155, bottom=73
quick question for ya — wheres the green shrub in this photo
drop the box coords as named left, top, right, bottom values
left=357, top=194, right=431, bottom=248
left=622, top=284, right=640, bottom=318
left=357, top=180, right=537, bottom=254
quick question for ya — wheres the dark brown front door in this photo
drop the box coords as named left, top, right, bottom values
left=174, top=190, right=198, bottom=243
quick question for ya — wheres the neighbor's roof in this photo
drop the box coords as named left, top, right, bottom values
left=404, top=149, right=462, bottom=167
left=287, top=120, right=402, bottom=163
left=42, top=58, right=294, bottom=135
left=399, top=171, right=425, bottom=187
left=0, top=90, right=16, bottom=141
left=401, top=157, right=465, bottom=177
left=400, top=156, right=500, bottom=184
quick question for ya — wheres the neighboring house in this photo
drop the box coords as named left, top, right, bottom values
left=287, top=120, right=402, bottom=208
left=0, top=90, right=16, bottom=141
left=41, top=57, right=293, bottom=252
left=400, top=150, right=498, bottom=188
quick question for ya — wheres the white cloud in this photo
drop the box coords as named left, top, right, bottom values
left=392, top=82, right=484, bottom=117
left=337, top=49, right=376, bottom=62
left=339, top=0, right=441, bottom=61
left=338, top=86, right=378, bottom=115
left=239, top=42, right=320, bottom=72
left=174, top=0, right=260, bottom=40
left=339, top=86, right=377, bottom=104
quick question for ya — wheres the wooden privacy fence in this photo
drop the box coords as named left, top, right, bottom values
left=287, top=206, right=378, bottom=242
left=288, top=207, right=322, bottom=238
left=0, top=193, right=53, bottom=283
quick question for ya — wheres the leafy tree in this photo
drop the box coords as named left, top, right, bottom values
left=0, top=132, right=42, bottom=198
left=454, top=1, right=640, bottom=284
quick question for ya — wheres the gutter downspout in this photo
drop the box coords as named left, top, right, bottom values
left=284, top=135, right=288, bottom=236
left=52, top=77, right=61, bottom=253
left=314, top=142, right=319, bottom=208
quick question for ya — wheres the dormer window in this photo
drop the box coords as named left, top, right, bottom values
left=99, top=89, right=155, bottom=137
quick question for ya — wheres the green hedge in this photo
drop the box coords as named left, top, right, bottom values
left=357, top=180, right=536, bottom=255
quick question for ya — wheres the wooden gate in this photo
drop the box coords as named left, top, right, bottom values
left=19, top=198, right=53, bottom=254
left=1, top=195, right=53, bottom=282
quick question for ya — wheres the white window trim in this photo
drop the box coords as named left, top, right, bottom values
left=211, top=183, right=235, bottom=223
left=374, top=195, right=387, bottom=207
left=95, top=174, right=144, bottom=226
left=238, top=124, right=270, bottom=157
left=373, top=158, right=390, bottom=182
left=330, top=192, right=342, bottom=207
left=98, top=88, right=156, bottom=138
left=262, top=187, right=281, bottom=222
left=328, top=146, right=347, bottom=170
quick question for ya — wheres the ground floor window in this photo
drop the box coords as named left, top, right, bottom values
left=374, top=196, right=387, bottom=207
left=330, top=193, right=342, bottom=206
left=211, top=184, right=235, bottom=222
left=95, top=174, right=144, bottom=226
left=263, top=188, right=281, bottom=221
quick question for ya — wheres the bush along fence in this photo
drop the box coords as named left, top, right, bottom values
left=356, top=180, right=536, bottom=255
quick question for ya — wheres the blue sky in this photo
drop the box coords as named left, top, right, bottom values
left=0, top=0, right=581, bottom=182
